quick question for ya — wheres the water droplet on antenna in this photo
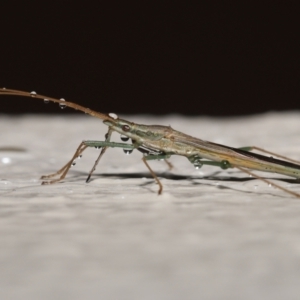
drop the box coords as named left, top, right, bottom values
left=30, top=91, right=37, bottom=97
left=44, top=98, right=49, bottom=104
left=109, top=113, right=118, bottom=119
left=59, top=98, right=66, bottom=109
left=71, top=162, right=76, bottom=167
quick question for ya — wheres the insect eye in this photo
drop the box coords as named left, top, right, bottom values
left=122, top=125, right=130, bottom=132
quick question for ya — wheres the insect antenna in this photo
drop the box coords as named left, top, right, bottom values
left=0, top=88, right=113, bottom=121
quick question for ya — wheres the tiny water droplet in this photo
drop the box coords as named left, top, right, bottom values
left=109, top=112, right=118, bottom=119
left=268, top=183, right=272, bottom=187
left=1, top=157, right=11, bottom=164
left=95, top=146, right=101, bottom=149
left=2, top=87, right=6, bottom=90
left=59, top=98, right=66, bottom=109
left=194, top=162, right=203, bottom=169
left=77, top=155, right=82, bottom=159
left=249, top=174, right=253, bottom=177
left=0, top=179, right=12, bottom=185
left=71, top=162, right=76, bottom=167
left=120, top=135, right=129, bottom=142
left=30, top=91, right=37, bottom=97
left=123, top=149, right=133, bottom=155
left=44, top=98, right=49, bottom=104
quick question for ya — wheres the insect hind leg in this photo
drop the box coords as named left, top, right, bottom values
left=234, top=166, right=300, bottom=198
left=239, top=146, right=300, bottom=164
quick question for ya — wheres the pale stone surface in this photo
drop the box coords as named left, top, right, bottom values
left=1, top=113, right=300, bottom=300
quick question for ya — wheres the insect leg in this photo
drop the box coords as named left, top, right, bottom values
left=143, top=154, right=173, bottom=169
left=41, top=136, right=135, bottom=184
left=41, top=142, right=89, bottom=184
left=85, top=128, right=113, bottom=183
left=189, top=154, right=300, bottom=198
left=136, top=147, right=173, bottom=170
left=239, top=146, right=300, bottom=164
left=234, top=166, right=300, bottom=198
left=140, top=153, right=173, bottom=194
left=188, top=155, right=233, bottom=170
left=164, top=159, right=173, bottom=170
left=142, top=157, right=163, bottom=195
left=141, top=154, right=171, bottom=161
left=77, top=139, right=136, bottom=182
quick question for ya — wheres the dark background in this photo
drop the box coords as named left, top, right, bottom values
left=1, top=2, right=299, bottom=116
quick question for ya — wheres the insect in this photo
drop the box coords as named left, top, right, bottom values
left=2, top=88, right=300, bottom=198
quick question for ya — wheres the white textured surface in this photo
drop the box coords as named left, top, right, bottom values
left=1, top=113, right=300, bottom=300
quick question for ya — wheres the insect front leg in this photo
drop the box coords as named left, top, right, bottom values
left=41, top=129, right=135, bottom=184
left=41, top=142, right=89, bottom=184
left=86, top=128, right=113, bottom=182
left=41, top=129, right=114, bottom=184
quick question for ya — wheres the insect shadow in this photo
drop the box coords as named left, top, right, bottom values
left=58, top=169, right=299, bottom=192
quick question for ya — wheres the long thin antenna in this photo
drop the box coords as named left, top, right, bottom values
left=0, top=88, right=113, bottom=121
